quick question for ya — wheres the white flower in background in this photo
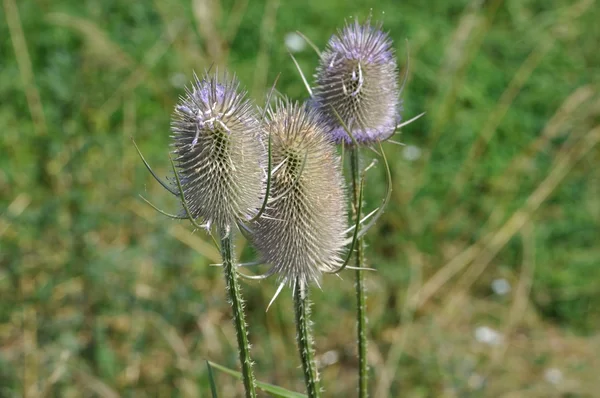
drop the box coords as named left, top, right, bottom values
left=468, top=373, right=485, bottom=390
left=403, top=145, right=421, bottom=161
left=474, top=326, right=503, bottom=346
left=491, top=278, right=511, bottom=296
left=285, top=32, right=306, bottom=53
left=169, top=72, right=188, bottom=88
left=544, top=368, right=563, bottom=385
left=318, top=350, right=340, bottom=367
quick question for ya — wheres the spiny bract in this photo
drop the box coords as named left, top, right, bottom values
left=313, top=18, right=401, bottom=145
left=171, top=72, right=265, bottom=230
left=251, top=100, right=348, bottom=288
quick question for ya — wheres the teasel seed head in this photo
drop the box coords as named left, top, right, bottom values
left=171, top=71, right=265, bottom=231
left=251, top=100, right=348, bottom=288
left=313, top=18, right=401, bottom=145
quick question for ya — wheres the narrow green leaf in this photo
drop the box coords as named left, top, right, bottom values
left=206, top=361, right=219, bottom=398
left=207, top=361, right=307, bottom=398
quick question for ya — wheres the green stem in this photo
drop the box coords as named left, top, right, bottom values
left=220, top=230, right=257, bottom=398
left=293, top=279, right=321, bottom=398
left=350, top=147, right=368, bottom=397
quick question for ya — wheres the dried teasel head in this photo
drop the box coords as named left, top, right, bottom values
left=171, top=71, right=266, bottom=231
left=313, top=17, right=402, bottom=145
left=250, top=100, right=348, bottom=288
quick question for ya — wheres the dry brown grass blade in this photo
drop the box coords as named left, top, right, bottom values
left=412, top=0, right=503, bottom=190
left=435, top=0, right=596, bottom=234
left=146, top=311, right=192, bottom=371
left=407, top=244, right=480, bottom=310
left=414, top=91, right=599, bottom=309
left=496, top=85, right=595, bottom=184
left=481, top=93, right=599, bottom=233
left=39, top=350, right=73, bottom=395
left=224, top=0, right=251, bottom=44
left=413, top=0, right=593, bottom=203
left=485, top=86, right=595, bottom=221
left=447, top=39, right=555, bottom=199
left=98, top=24, right=183, bottom=120
left=436, top=88, right=597, bottom=244
left=489, top=223, right=536, bottom=368
left=442, top=124, right=600, bottom=316
left=46, top=12, right=134, bottom=71
left=120, top=97, right=138, bottom=188
left=0, top=193, right=31, bottom=238
left=48, top=9, right=181, bottom=124
left=374, top=243, right=424, bottom=397
left=129, top=199, right=221, bottom=263
left=4, top=0, right=48, bottom=137
left=5, top=192, right=40, bottom=396
left=71, top=365, right=120, bottom=398
left=252, top=0, right=280, bottom=98
left=21, top=295, right=39, bottom=397
left=411, top=124, right=600, bottom=311
left=192, top=0, right=225, bottom=65
left=146, top=311, right=199, bottom=397
left=152, top=0, right=206, bottom=72
left=440, top=0, right=595, bottom=212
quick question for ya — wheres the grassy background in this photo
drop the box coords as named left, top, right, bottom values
left=1, top=0, right=600, bottom=396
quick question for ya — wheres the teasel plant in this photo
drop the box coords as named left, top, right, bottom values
left=235, top=99, right=375, bottom=397
left=133, top=68, right=370, bottom=396
left=132, top=70, right=278, bottom=398
left=290, top=16, right=425, bottom=397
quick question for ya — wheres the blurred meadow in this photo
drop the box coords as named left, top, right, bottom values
left=1, top=0, right=600, bottom=396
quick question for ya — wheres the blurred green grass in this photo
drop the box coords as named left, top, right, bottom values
left=1, top=0, right=599, bottom=396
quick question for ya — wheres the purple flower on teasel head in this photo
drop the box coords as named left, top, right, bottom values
left=171, top=71, right=266, bottom=230
left=313, top=18, right=402, bottom=145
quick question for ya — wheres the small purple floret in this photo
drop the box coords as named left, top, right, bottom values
left=313, top=18, right=402, bottom=145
